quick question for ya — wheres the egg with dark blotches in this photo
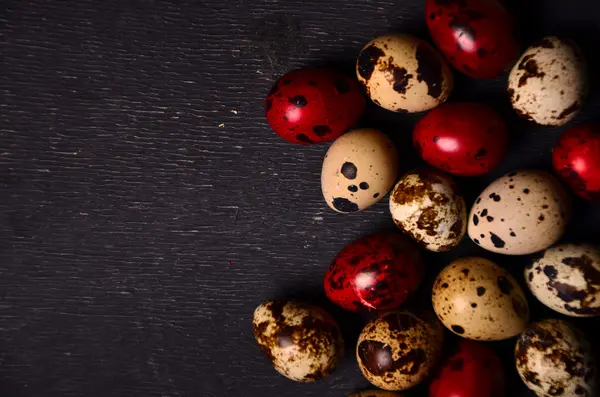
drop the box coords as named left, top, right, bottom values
left=390, top=168, right=466, bottom=252
left=468, top=170, right=571, bottom=255
left=356, top=311, right=444, bottom=391
left=322, top=128, right=399, bottom=213
left=526, top=243, right=600, bottom=317
left=516, top=319, right=598, bottom=397
left=432, top=257, right=529, bottom=341
left=253, top=300, right=344, bottom=382
left=350, top=391, right=406, bottom=397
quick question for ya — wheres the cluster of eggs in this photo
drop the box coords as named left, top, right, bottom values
left=255, top=0, right=600, bottom=396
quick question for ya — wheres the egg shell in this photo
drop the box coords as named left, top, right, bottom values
left=432, top=257, right=529, bottom=341
left=356, top=311, right=444, bottom=391
left=322, top=128, right=399, bottom=213
left=468, top=170, right=571, bottom=255
left=526, top=243, right=600, bottom=317
left=389, top=168, right=466, bottom=252
left=516, top=319, right=598, bottom=397
left=253, top=300, right=344, bottom=382
left=324, top=233, right=423, bottom=312
left=508, top=36, right=587, bottom=126
left=356, top=34, right=453, bottom=113
left=350, top=391, right=405, bottom=397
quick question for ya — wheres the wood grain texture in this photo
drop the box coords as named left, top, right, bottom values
left=0, top=0, right=599, bottom=396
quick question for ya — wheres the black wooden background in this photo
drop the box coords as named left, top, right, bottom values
left=1, top=1, right=599, bottom=396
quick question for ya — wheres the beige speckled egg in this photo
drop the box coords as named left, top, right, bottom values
left=322, top=128, right=399, bottom=213
left=526, top=243, right=600, bottom=317
left=432, top=257, right=529, bottom=341
left=468, top=170, right=571, bottom=255
left=508, top=36, right=587, bottom=126
left=253, top=300, right=344, bottom=382
left=350, top=391, right=405, bottom=397
left=356, top=34, right=453, bottom=113
left=356, top=311, right=444, bottom=391
left=389, top=168, right=466, bottom=252
left=516, top=319, right=597, bottom=397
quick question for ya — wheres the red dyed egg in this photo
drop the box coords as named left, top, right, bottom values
left=265, top=68, right=365, bottom=144
left=430, top=340, right=505, bottom=397
left=553, top=124, right=600, bottom=201
left=324, top=234, right=423, bottom=312
left=425, top=0, right=518, bottom=79
left=413, top=102, right=508, bottom=176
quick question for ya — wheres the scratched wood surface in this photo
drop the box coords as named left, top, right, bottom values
left=1, top=0, right=599, bottom=396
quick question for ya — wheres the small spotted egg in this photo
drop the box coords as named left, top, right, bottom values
left=350, top=391, right=405, bottom=397
left=322, top=128, right=399, bottom=213
left=356, top=311, right=444, bottom=391
left=526, top=243, right=600, bottom=317
left=253, top=300, right=344, bottom=382
left=389, top=168, right=466, bottom=252
left=468, top=170, right=571, bottom=255
left=508, top=36, right=587, bottom=126
left=432, top=257, right=529, bottom=341
left=356, top=34, right=453, bottom=113
left=516, top=319, right=598, bottom=397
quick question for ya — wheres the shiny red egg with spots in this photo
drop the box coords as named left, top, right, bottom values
left=430, top=340, right=505, bottom=397
left=265, top=68, right=366, bottom=144
left=425, top=0, right=518, bottom=79
left=553, top=124, right=600, bottom=201
left=324, top=233, right=423, bottom=312
left=413, top=102, right=508, bottom=176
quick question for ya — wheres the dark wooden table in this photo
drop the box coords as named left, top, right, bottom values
left=1, top=1, right=599, bottom=396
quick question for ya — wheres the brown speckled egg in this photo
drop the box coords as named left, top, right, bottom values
left=508, top=37, right=587, bottom=126
left=356, top=311, right=444, bottom=391
left=322, top=128, right=399, bottom=213
left=516, top=319, right=597, bottom=397
left=350, top=391, right=405, bottom=397
left=468, top=170, right=571, bottom=255
left=253, top=300, right=344, bottom=382
left=390, top=168, right=466, bottom=252
left=526, top=243, right=600, bottom=317
left=356, top=34, right=453, bottom=113
left=432, top=257, right=529, bottom=341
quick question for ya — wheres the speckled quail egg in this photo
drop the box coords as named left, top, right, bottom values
left=322, top=128, right=399, bottom=213
left=432, top=257, right=530, bottom=341
left=390, top=168, right=466, bottom=252
left=357, top=34, right=453, bottom=113
left=508, top=36, right=587, bottom=126
left=526, top=243, right=600, bottom=317
left=468, top=170, right=571, bottom=255
left=356, top=311, right=444, bottom=391
left=516, top=319, right=598, bottom=397
left=350, top=391, right=405, bottom=397
left=253, top=300, right=344, bottom=382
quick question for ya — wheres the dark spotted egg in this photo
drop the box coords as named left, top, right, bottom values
left=468, top=170, right=571, bottom=255
left=432, top=257, right=529, bottom=341
left=356, top=311, right=444, bottom=391
left=356, top=34, right=453, bottom=113
left=516, top=319, right=598, bottom=397
left=253, top=300, right=344, bottom=382
left=526, top=243, right=600, bottom=317
left=322, top=128, right=399, bottom=213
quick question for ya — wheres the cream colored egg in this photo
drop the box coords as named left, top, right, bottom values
left=508, top=36, right=587, bottom=126
left=356, top=34, right=453, bottom=113
left=432, top=257, right=529, bottom=341
left=526, top=243, right=600, bottom=317
left=516, top=319, right=597, bottom=397
left=322, top=128, right=398, bottom=213
left=468, top=170, right=571, bottom=255
left=356, top=311, right=444, bottom=391
left=350, top=391, right=405, bottom=397
left=389, top=168, right=466, bottom=252
left=253, top=300, right=344, bottom=382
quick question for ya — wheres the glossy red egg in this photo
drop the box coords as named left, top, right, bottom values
left=425, top=0, right=518, bottom=79
left=324, top=233, right=423, bottom=312
left=265, top=68, right=366, bottom=144
left=430, top=340, right=505, bottom=397
left=413, top=102, right=508, bottom=176
left=553, top=124, right=600, bottom=201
